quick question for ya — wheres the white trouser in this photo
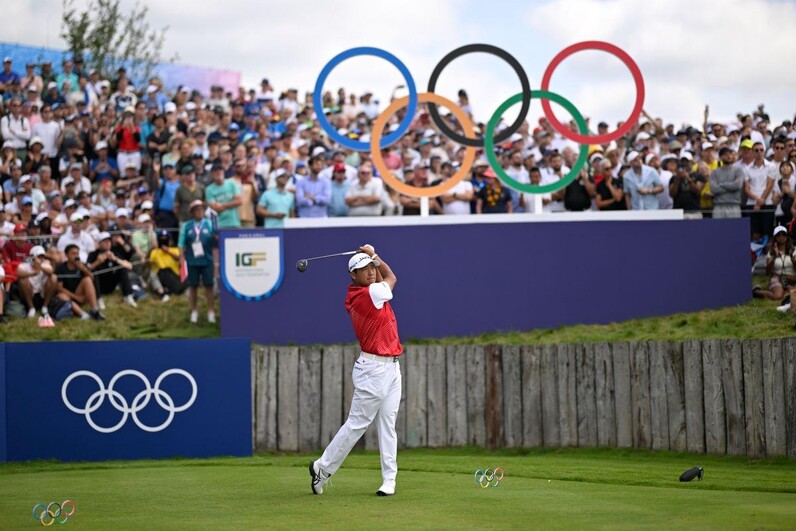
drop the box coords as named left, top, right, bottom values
left=117, top=150, right=142, bottom=173
left=318, top=354, right=402, bottom=482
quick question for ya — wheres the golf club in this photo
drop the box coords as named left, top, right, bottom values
left=296, top=250, right=359, bottom=272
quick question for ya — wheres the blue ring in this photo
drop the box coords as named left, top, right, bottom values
left=313, top=47, right=417, bottom=151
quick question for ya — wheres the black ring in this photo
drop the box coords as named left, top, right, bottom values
left=426, top=44, right=532, bottom=148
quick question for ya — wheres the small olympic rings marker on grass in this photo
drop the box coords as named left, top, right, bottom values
left=474, top=467, right=504, bottom=488
left=33, top=500, right=75, bottom=526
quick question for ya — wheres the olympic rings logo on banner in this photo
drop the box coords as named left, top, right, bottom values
left=314, top=42, right=645, bottom=198
left=61, top=369, right=198, bottom=433
left=474, top=468, right=504, bottom=488
left=32, top=500, right=75, bottom=526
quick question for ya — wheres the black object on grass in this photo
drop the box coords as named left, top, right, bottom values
left=679, top=467, right=704, bottom=482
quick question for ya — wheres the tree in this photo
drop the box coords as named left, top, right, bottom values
left=60, top=0, right=176, bottom=84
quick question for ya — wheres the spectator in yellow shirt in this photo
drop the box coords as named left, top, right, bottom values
left=148, top=230, right=185, bottom=302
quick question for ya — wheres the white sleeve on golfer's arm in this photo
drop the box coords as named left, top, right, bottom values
left=369, top=281, right=393, bottom=309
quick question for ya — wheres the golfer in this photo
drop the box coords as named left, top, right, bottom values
left=310, top=244, right=402, bottom=496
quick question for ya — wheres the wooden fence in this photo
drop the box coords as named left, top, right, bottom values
left=250, top=339, right=796, bottom=458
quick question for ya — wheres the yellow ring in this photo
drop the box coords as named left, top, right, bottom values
left=370, top=92, right=477, bottom=198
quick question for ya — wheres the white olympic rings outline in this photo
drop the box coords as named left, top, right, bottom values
left=61, top=369, right=198, bottom=433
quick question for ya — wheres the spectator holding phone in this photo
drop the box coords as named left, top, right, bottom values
left=55, top=243, right=105, bottom=320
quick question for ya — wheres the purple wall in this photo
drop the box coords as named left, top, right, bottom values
left=220, top=219, right=750, bottom=345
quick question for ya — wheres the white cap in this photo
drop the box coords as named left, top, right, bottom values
left=701, top=141, right=714, bottom=150
left=70, top=212, right=83, bottom=223
left=589, top=152, right=604, bottom=164
left=636, top=132, right=650, bottom=141
left=774, top=226, right=788, bottom=237
left=509, top=133, right=523, bottom=143
left=36, top=212, right=50, bottom=223
left=423, top=129, right=436, bottom=138
left=31, top=245, right=46, bottom=257
left=189, top=199, right=204, bottom=210
left=95, top=141, right=108, bottom=151
left=186, top=101, right=197, bottom=111
left=680, top=151, right=694, bottom=161
left=62, top=176, right=75, bottom=186
left=19, top=174, right=32, bottom=185
left=348, top=252, right=381, bottom=273
left=146, top=84, right=158, bottom=94
left=645, top=153, right=658, bottom=165
left=311, top=146, right=327, bottom=157
left=137, top=213, right=151, bottom=223
left=29, top=136, right=43, bottom=147
left=116, top=207, right=129, bottom=218
left=141, top=200, right=154, bottom=210
left=295, top=139, right=308, bottom=149
left=164, top=102, right=177, bottom=113
left=98, top=231, right=112, bottom=241
left=125, top=160, right=137, bottom=169
left=64, top=199, right=77, bottom=209
left=47, top=81, right=58, bottom=90
left=626, top=151, right=640, bottom=163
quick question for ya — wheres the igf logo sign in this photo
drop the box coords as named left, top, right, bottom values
left=235, top=252, right=266, bottom=267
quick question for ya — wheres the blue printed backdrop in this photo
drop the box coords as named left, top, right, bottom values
left=0, top=42, right=241, bottom=94
left=1, top=338, right=251, bottom=462
left=220, top=219, right=751, bottom=345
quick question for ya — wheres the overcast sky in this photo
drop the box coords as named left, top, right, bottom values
left=3, top=0, right=795, bottom=130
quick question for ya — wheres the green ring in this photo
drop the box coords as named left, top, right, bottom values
left=484, top=90, right=589, bottom=194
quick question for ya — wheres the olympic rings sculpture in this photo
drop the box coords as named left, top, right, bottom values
left=61, top=369, right=198, bottom=433
left=474, top=468, right=504, bottom=488
left=33, top=500, right=75, bottom=526
left=315, top=42, right=645, bottom=198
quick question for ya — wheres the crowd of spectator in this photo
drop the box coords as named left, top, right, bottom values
left=1, top=54, right=795, bottom=326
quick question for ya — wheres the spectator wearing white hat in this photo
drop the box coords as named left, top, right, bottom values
left=16, top=245, right=57, bottom=319
left=87, top=231, right=138, bottom=308
left=623, top=151, right=663, bottom=210
left=56, top=212, right=96, bottom=263
left=179, top=199, right=216, bottom=324
left=646, top=153, right=673, bottom=210
left=89, top=141, right=119, bottom=182
left=23, top=136, right=48, bottom=176
left=132, top=213, right=157, bottom=280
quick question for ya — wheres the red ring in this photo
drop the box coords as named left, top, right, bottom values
left=540, top=41, right=644, bottom=144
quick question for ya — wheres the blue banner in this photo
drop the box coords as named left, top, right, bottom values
left=1, top=338, right=251, bottom=462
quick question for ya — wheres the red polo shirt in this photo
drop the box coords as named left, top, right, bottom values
left=345, top=282, right=402, bottom=357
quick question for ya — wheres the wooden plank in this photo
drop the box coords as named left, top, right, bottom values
left=629, top=342, right=652, bottom=449
left=594, top=342, right=616, bottom=447
left=255, top=346, right=278, bottom=452
left=405, top=345, right=428, bottom=448
left=298, top=347, right=322, bottom=452
left=683, top=340, right=705, bottom=454
left=702, top=339, right=726, bottom=455
left=397, top=353, right=407, bottom=449
left=784, top=338, right=796, bottom=458
left=557, top=344, right=577, bottom=447
left=485, top=345, right=505, bottom=450
left=465, top=345, right=486, bottom=447
left=741, top=340, right=766, bottom=458
left=502, top=345, right=523, bottom=448
left=762, top=339, right=787, bottom=457
left=276, top=346, right=299, bottom=451
left=648, top=342, right=670, bottom=451
left=341, top=345, right=365, bottom=451
left=540, top=344, right=560, bottom=448
left=664, top=342, right=687, bottom=452
left=251, top=346, right=257, bottom=452
left=320, top=345, right=344, bottom=448
left=446, top=345, right=468, bottom=446
left=426, top=345, right=447, bottom=447
left=721, top=340, right=747, bottom=456
left=612, top=342, right=632, bottom=448
left=522, top=345, right=543, bottom=448
left=576, top=344, right=597, bottom=448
